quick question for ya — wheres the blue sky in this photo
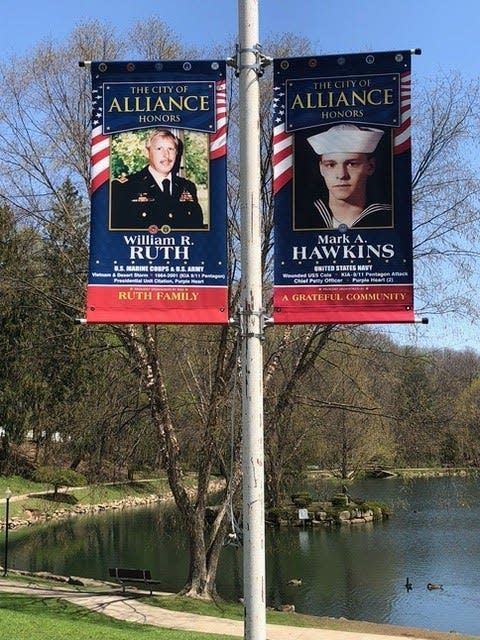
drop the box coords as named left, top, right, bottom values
left=1, top=0, right=478, bottom=352
left=1, top=0, right=477, bottom=78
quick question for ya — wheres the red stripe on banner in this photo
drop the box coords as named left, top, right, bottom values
left=273, top=167, right=293, bottom=195
left=393, top=72, right=411, bottom=155
left=393, top=134, right=411, bottom=155
left=274, top=140, right=293, bottom=165
left=273, top=125, right=293, bottom=194
left=209, top=80, right=227, bottom=160
left=92, top=140, right=109, bottom=161
left=91, top=168, right=110, bottom=194
left=86, top=285, right=229, bottom=324
left=273, top=126, right=290, bottom=145
left=90, top=126, right=110, bottom=193
left=273, top=284, right=414, bottom=324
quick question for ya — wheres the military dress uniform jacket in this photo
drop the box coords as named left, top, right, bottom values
left=110, top=167, right=205, bottom=230
left=295, top=198, right=393, bottom=230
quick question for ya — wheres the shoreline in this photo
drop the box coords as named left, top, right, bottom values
left=0, top=493, right=167, bottom=531
left=2, top=468, right=479, bottom=532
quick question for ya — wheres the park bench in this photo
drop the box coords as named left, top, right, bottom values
left=108, top=567, right=162, bottom=595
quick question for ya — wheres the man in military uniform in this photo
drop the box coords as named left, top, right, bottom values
left=110, top=128, right=205, bottom=230
left=295, top=124, right=392, bottom=230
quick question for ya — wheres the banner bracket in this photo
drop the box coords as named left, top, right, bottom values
left=237, top=307, right=267, bottom=340
left=228, top=44, right=272, bottom=77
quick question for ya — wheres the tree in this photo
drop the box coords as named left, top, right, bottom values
left=0, top=203, right=49, bottom=471
left=33, top=465, right=86, bottom=498
left=263, top=324, right=334, bottom=506
left=431, top=349, right=480, bottom=465
left=452, top=377, right=480, bottom=465
left=304, top=333, right=397, bottom=479
left=108, top=323, right=241, bottom=598
left=391, top=349, right=437, bottom=466
left=411, top=73, right=480, bottom=321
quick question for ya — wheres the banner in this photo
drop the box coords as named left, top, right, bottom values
left=86, top=60, right=228, bottom=324
left=272, top=51, right=414, bottom=324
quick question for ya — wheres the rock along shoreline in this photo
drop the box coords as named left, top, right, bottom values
left=0, top=493, right=168, bottom=531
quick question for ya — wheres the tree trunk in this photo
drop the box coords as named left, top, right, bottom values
left=119, top=324, right=241, bottom=600
left=179, top=509, right=229, bottom=599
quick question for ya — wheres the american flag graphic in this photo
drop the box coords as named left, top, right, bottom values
left=90, top=85, right=110, bottom=194
left=272, top=83, right=293, bottom=195
left=393, top=71, right=411, bottom=155
left=89, top=79, right=227, bottom=195
left=209, top=80, right=227, bottom=159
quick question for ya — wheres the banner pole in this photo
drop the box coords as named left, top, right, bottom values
left=237, top=1, right=267, bottom=639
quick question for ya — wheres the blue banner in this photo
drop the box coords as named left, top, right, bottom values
left=272, top=51, right=415, bottom=324
left=285, top=73, right=400, bottom=132
left=103, top=80, right=216, bottom=134
left=86, top=60, right=228, bottom=324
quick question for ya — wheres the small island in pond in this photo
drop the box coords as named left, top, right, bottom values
left=266, top=490, right=391, bottom=527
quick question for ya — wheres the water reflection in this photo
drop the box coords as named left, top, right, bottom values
left=4, top=476, right=480, bottom=635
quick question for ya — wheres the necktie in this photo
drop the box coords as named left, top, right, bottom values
left=162, top=179, right=170, bottom=195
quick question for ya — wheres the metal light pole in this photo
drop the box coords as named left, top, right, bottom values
left=237, top=1, right=267, bottom=639
left=3, top=488, right=12, bottom=576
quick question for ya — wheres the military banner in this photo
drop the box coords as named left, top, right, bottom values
left=272, top=51, right=415, bottom=324
left=86, top=60, right=228, bottom=324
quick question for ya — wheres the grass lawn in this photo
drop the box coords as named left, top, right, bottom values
left=0, top=475, right=52, bottom=496
left=0, top=593, right=237, bottom=640
left=1, top=475, right=177, bottom=520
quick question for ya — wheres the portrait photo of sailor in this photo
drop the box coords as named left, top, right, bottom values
left=293, top=123, right=393, bottom=230
left=110, top=127, right=208, bottom=231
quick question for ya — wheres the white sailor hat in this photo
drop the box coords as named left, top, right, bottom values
left=307, top=124, right=384, bottom=155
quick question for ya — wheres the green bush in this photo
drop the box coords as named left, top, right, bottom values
left=266, top=507, right=293, bottom=524
left=32, top=466, right=86, bottom=497
left=291, top=492, right=313, bottom=508
left=363, top=500, right=392, bottom=518
left=331, top=493, right=349, bottom=507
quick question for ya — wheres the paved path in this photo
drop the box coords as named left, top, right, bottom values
left=0, top=579, right=436, bottom=640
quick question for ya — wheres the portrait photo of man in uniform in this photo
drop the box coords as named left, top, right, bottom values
left=293, top=123, right=393, bottom=230
left=110, top=127, right=208, bottom=231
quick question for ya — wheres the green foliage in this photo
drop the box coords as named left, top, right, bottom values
left=2, top=477, right=172, bottom=520
left=184, top=131, right=208, bottom=187
left=453, top=377, right=480, bottom=465
left=0, top=476, right=51, bottom=496
left=32, top=466, right=86, bottom=495
left=291, top=492, right=313, bottom=508
left=440, top=431, right=461, bottom=466
left=393, top=350, right=438, bottom=466
left=331, top=493, right=349, bottom=508
left=266, top=507, right=295, bottom=525
left=362, top=500, right=392, bottom=517
left=111, top=130, right=150, bottom=177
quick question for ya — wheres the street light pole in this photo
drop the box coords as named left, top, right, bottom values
left=237, top=1, right=267, bottom=639
left=3, top=488, right=12, bottom=576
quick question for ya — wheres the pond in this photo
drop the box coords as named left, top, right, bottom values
left=4, top=475, right=480, bottom=636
